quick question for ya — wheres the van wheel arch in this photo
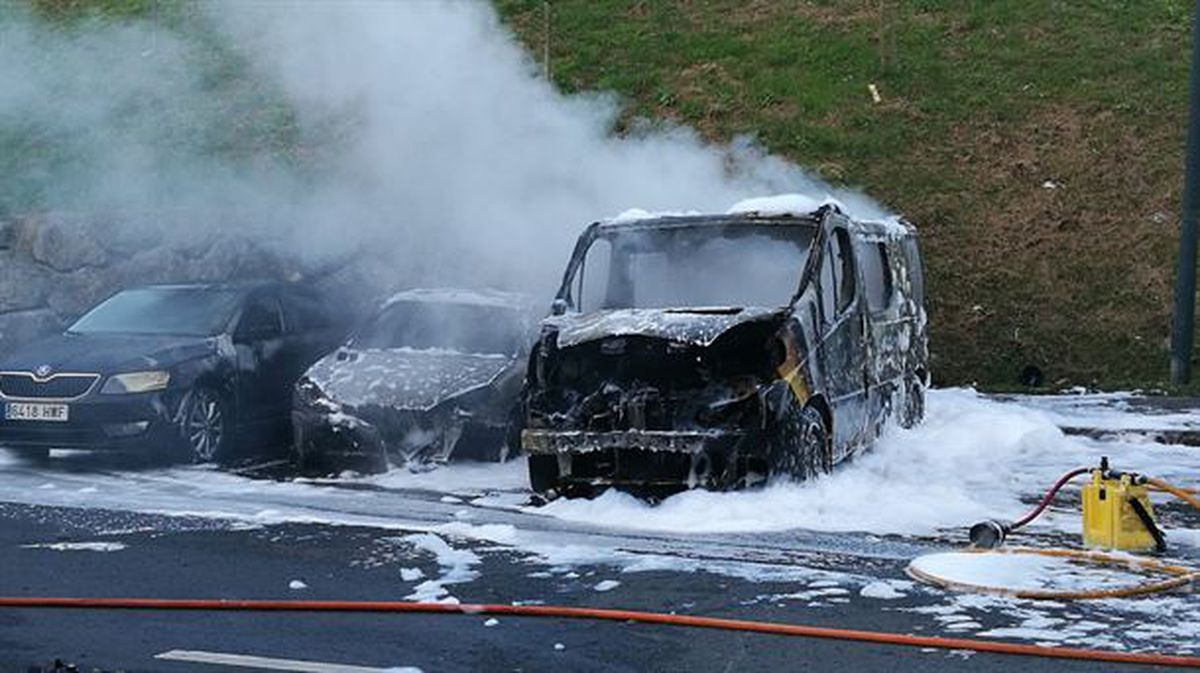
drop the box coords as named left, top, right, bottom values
left=805, top=394, right=833, bottom=440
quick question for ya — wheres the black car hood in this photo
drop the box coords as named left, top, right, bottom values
left=545, top=306, right=785, bottom=349
left=305, top=347, right=516, bottom=412
left=0, top=333, right=219, bottom=373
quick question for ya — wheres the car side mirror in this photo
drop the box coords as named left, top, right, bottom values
left=551, top=298, right=568, bottom=316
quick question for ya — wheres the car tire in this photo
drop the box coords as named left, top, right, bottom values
left=768, top=403, right=831, bottom=482
left=180, top=387, right=231, bottom=464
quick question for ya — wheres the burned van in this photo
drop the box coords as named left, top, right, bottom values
left=517, top=205, right=927, bottom=496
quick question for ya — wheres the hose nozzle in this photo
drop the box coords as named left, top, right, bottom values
left=969, top=520, right=1011, bottom=548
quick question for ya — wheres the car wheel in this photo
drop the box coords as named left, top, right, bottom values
left=768, top=404, right=831, bottom=482
left=900, top=381, right=924, bottom=429
left=182, top=387, right=230, bottom=464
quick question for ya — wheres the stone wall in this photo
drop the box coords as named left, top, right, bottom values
left=0, top=214, right=374, bottom=356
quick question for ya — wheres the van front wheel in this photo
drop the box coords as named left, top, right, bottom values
left=768, top=404, right=831, bottom=482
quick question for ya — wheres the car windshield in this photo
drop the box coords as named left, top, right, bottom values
left=574, top=223, right=816, bottom=311
left=352, top=301, right=525, bottom=355
left=68, top=287, right=243, bottom=337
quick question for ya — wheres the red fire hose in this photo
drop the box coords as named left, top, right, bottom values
left=2, top=596, right=1199, bottom=668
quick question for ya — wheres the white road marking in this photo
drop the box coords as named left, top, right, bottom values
left=154, top=650, right=421, bottom=673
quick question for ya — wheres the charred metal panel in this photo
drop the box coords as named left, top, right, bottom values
left=523, top=429, right=742, bottom=455
left=548, top=306, right=782, bottom=349
left=307, top=348, right=514, bottom=412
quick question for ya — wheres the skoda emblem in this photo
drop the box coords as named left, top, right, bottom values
left=34, top=364, right=53, bottom=379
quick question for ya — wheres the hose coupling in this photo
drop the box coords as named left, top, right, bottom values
left=969, top=519, right=1011, bottom=548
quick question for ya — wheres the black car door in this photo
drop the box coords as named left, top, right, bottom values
left=233, top=291, right=289, bottom=425
left=815, top=225, right=869, bottom=460
left=279, top=287, right=341, bottom=378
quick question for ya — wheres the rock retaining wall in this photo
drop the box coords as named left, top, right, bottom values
left=0, top=214, right=374, bottom=357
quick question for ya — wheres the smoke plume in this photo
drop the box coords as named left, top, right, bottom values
left=0, top=1, right=891, bottom=300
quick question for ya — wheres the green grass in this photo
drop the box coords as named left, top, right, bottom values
left=0, top=0, right=309, bottom=215
left=497, top=0, right=1196, bottom=389
left=6, top=0, right=1198, bottom=390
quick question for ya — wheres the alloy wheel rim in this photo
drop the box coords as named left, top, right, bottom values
left=187, top=393, right=223, bottom=461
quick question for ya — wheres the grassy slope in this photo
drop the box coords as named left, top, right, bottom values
left=496, top=0, right=1194, bottom=389
left=14, top=0, right=1197, bottom=388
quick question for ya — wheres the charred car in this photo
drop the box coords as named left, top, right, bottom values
left=518, top=205, right=927, bottom=496
left=292, top=288, right=539, bottom=473
left=0, top=282, right=346, bottom=464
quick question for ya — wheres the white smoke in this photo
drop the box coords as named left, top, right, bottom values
left=1, top=1, right=892, bottom=298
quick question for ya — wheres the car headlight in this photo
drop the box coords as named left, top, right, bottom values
left=295, top=377, right=337, bottom=411
left=100, top=370, right=171, bottom=395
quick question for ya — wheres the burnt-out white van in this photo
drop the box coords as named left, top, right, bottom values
left=517, top=204, right=928, bottom=497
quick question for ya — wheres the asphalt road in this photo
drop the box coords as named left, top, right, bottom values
left=0, top=501, right=1170, bottom=673
left=3, top=391, right=1198, bottom=672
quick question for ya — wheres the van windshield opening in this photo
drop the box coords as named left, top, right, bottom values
left=574, top=223, right=815, bottom=311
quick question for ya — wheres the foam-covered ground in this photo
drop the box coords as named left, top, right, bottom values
left=2, top=388, right=1198, bottom=653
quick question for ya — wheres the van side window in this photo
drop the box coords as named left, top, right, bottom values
left=858, top=241, right=894, bottom=313
left=903, top=238, right=925, bottom=305
left=819, top=246, right=836, bottom=322
left=579, top=238, right=613, bottom=311
left=832, top=228, right=856, bottom=313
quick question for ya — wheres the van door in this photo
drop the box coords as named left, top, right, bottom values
left=815, top=226, right=869, bottom=459
left=856, top=239, right=904, bottom=432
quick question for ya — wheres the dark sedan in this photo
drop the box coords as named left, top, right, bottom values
left=0, top=281, right=346, bottom=463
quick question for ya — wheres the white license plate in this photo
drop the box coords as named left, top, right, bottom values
left=5, top=402, right=69, bottom=422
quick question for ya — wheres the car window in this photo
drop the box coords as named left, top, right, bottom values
left=858, top=240, right=894, bottom=313
left=831, top=228, right=856, bottom=314
left=68, top=287, right=242, bottom=337
left=819, top=244, right=836, bottom=323
left=577, top=225, right=814, bottom=311
left=238, top=295, right=283, bottom=340
left=354, top=301, right=526, bottom=355
left=578, top=238, right=614, bottom=311
left=903, top=237, right=925, bottom=305
left=281, top=289, right=331, bottom=332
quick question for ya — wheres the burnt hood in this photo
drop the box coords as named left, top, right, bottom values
left=545, top=306, right=785, bottom=349
left=304, top=347, right=515, bottom=412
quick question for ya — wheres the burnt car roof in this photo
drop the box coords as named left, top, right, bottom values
left=594, top=212, right=820, bottom=235
left=384, top=287, right=539, bottom=311
left=593, top=207, right=914, bottom=239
